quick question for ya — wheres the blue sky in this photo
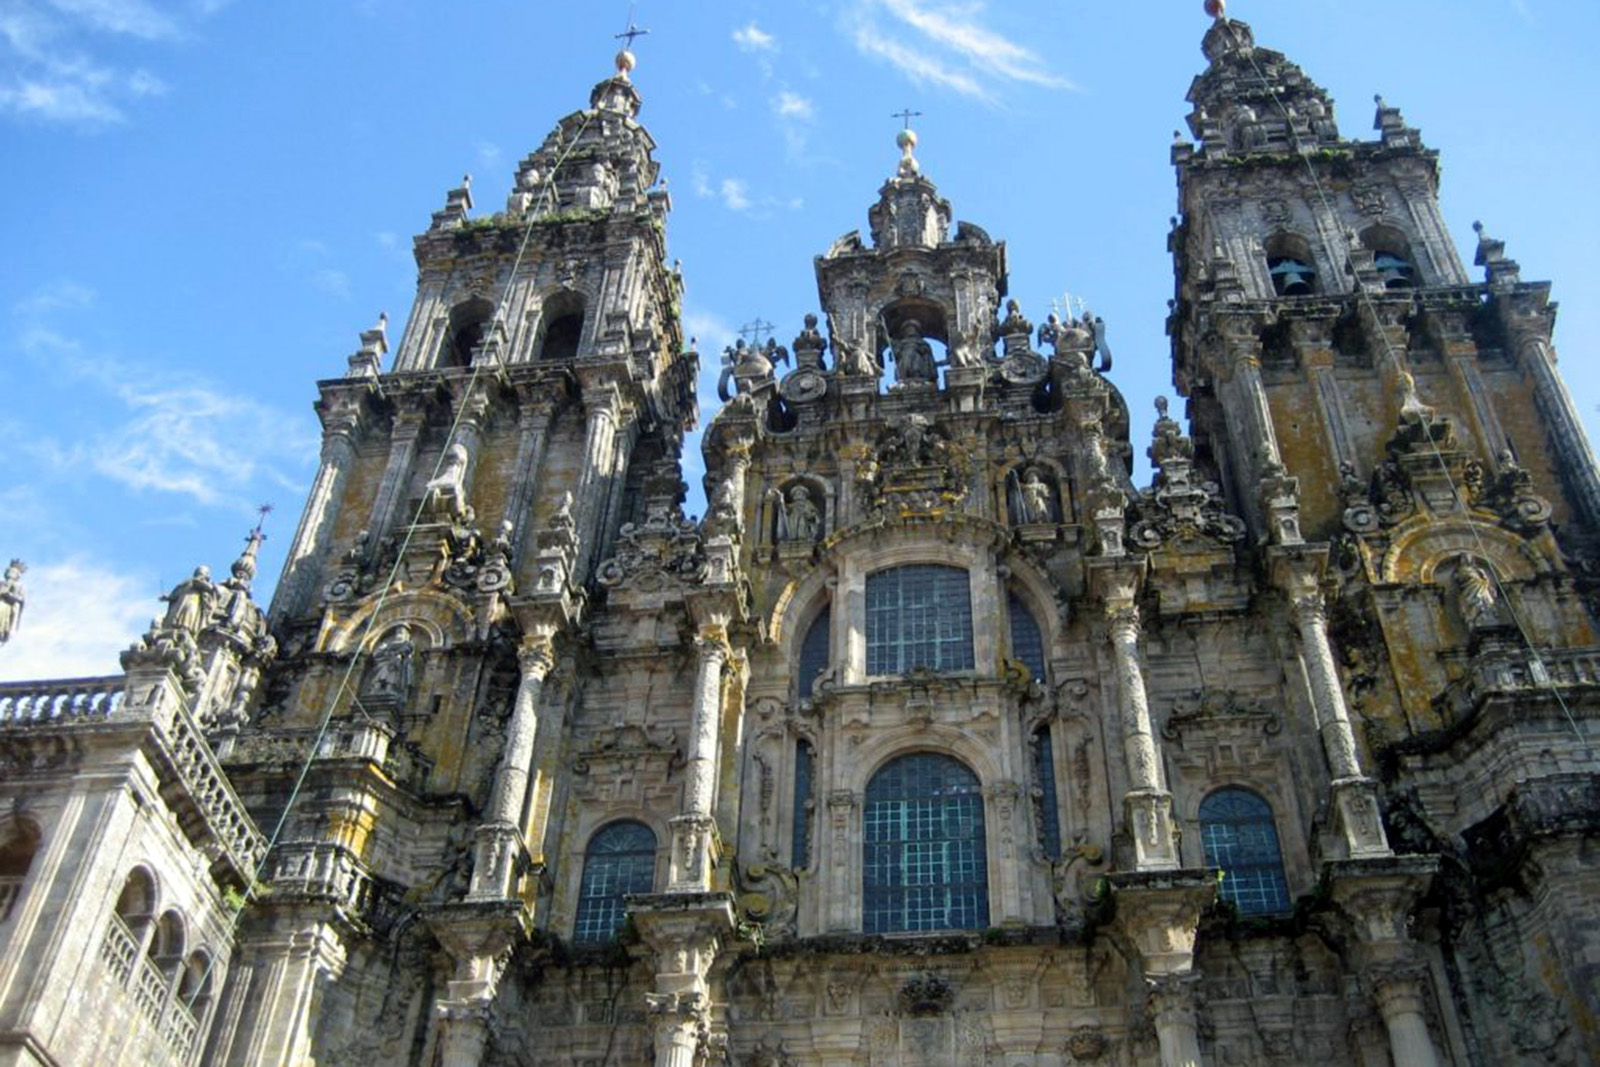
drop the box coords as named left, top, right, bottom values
left=1, top=0, right=1596, bottom=680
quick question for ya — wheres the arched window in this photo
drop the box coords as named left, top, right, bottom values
left=797, top=607, right=830, bottom=700
left=573, top=821, right=656, bottom=943
left=1361, top=226, right=1417, bottom=289
left=1008, top=593, right=1046, bottom=683
left=103, top=869, right=155, bottom=985
left=135, top=909, right=185, bottom=1019
left=536, top=292, right=586, bottom=362
left=1200, top=788, right=1290, bottom=916
left=865, top=565, right=974, bottom=676
left=1265, top=233, right=1317, bottom=296
left=0, top=822, right=39, bottom=922
left=864, top=753, right=988, bottom=934
left=443, top=297, right=495, bottom=368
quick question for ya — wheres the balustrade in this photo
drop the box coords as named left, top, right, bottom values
left=0, top=676, right=125, bottom=723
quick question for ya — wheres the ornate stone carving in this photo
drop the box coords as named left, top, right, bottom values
left=856, top=416, right=972, bottom=517
left=1129, top=397, right=1245, bottom=549
left=595, top=506, right=706, bottom=592
left=1161, top=687, right=1280, bottom=740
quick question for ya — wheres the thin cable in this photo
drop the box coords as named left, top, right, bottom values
left=1232, top=39, right=1590, bottom=750
left=170, top=104, right=604, bottom=1020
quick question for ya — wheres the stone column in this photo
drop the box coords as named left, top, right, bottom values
left=434, top=1002, right=491, bottom=1067
left=499, top=400, right=554, bottom=568
left=648, top=997, right=706, bottom=1067
left=426, top=908, right=523, bottom=1067
left=1105, top=601, right=1179, bottom=871
left=469, top=632, right=556, bottom=900
left=1370, top=967, right=1444, bottom=1067
left=1149, top=973, right=1204, bottom=1067
left=220, top=925, right=347, bottom=1067
left=270, top=406, right=360, bottom=621
left=572, top=384, right=621, bottom=581
left=365, top=408, right=426, bottom=548
left=1288, top=588, right=1391, bottom=858
left=671, top=630, right=728, bottom=890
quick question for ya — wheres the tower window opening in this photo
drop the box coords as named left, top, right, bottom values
left=1268, top=257, right=1317, bottom=296
left=863, top=753, right=988, bottom=934
left=443, top=297, right=495, bottom=369
left=1200, top=788, right=1291, bottom=915
left=537, top=291, right=587, bottom=362
left=1374, top=251, right=1416, bottom=289
left=1361, top=225, right=1418, bottom=289
left=0, top=822, right=38, bottom=922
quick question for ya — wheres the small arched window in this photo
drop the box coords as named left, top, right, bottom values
left=792, top=740, right=816, bottom=869
left=865, top=565, right=974, bottom=676
left=1031, top=726, right=1062, bottom=862
left=103, top=869, right=155, bottom=985
left=444, top=297, right=495, bottom=368
left=1199, top=788, right=1291, bottom=915
left=0, top=822, right=38, bottom=922
left=797, top=607, right=830, bottom=701
left=573, top=821, right=656, bottom=943
left=1361, top=226, right=1417, bottom=289
left=864, top=753, right=988, bottom=934
left=147, top=909, right=186, bottom=977
left=537, top=292, right=586, bottom=362
left=1265, top=233, right=1318, bottom=296
left=1008, top=593, right=1046, bottom=683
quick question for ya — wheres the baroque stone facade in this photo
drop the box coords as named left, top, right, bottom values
left=2, top=14, right=1599, bottom=1067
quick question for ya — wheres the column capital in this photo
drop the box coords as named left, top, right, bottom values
left=516, top=632, right=557, bottom=679
left=1290, top=592, right=1327, bottom=628
left=1106, top=604, right=1141, bottom=643
left=1146, top=970, right=1203, bottom=1025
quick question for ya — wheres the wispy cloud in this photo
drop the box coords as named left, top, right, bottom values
left=846, top=0, right=1072, bottom=102
left=0, top=555, right=156, bottom=682
left=719, top=178, right=751, bottom=212
left=732, top=22, right=776, bottom=52
left=0, top=0, right=213, bottom=126
left=12, top=283, right=317, bottom=512
left=772, top=90, right=814, bottom=120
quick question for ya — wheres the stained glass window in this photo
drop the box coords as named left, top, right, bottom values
left=865, top=566, right=974, bottom=676
left=1008, top=593, right=1046, bottom=683
left=792, top=741, right=815, bottom=869
left=798, top=607, right=830, bottom=700
left=1200, top=788, right=1290, bottom=916
left=573, top=821, right=656, bottom=942
left=863, top=753, right=988, bottom=934
left=1032, top=727, right=1062, bottom=861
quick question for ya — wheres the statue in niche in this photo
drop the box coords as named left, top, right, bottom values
left=1452, top=558, right=1502, bottom=630
left=890, top=318, right=938, bottom=385
left=1008, top=468, right=1055, bottom=525
left=423, top=443, right=470, bottom=521
left=361, top=624, right=417, bottom=709
left=773, top=484, right=822, bottom=543
left=0, top=559, right=25, bottom=646
left=162, top=566, right=217, bottom=635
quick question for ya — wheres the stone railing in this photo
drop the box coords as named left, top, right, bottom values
left=1471, top=645, right=1600, bottom=697
left=150, top=701, right=267, bottom=882
left=265, top=842, right=385, bottom=924
left=164, top=997, right=201, bottom=1061
left=0, top=676, right=125, bottom=724
left=133, top=956, right=168, bottom=1021
left=100, top=913, right=139, bottom=986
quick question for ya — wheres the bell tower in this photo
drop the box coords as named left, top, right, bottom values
left=1167, top=13, right=1600, bottom=544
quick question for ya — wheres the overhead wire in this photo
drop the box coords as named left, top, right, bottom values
left=153, top=98, right=608, bottom=1032
left=1228, top=32, right=1591, bottom=751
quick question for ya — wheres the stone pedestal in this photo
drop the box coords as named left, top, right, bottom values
left=424, top=900, right=530, bottom=1067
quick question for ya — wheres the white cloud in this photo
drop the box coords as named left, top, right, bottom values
left=846, top=0, right=1072, bottom=102
left=0, top=0, right=220, bottom=127
left=732, top=22, right=776, bottom=52
left=719, top=178, right=751, bottom=212
left=772, top=90, right=814, bottom=120
left=13, top=287, right=317, bottom=511
left=0, top=556, right=156, bottom=682
left=13, top=279, right=96, bottom=317
left=46, top=0, right=180, bottom=40
left=311, top=267, right=352, bottom=300
left=474, top=140, right=502, bottom=170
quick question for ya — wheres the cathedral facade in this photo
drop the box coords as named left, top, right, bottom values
left=1, top=14, right=1598, bottom=1067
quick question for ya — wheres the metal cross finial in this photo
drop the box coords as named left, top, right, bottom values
left=250, top=503, right=275, bottom=540
left=739, top=318, right=776, bottom=346
left=892, top=108, right=923, bottom=130
left=615, top=10, right=650, bottom=51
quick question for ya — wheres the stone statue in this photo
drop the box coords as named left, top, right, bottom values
left=1015, top=468, right=1054, bottom=524
left=551, top=491, right=576, bottom=530
left=775, top=484, right=822, bottom=543
left=1452, top=558, right=1501, bottom=630
left=361, top=624, right=417, bottom=707
left=161, top=565, right=217, bottom=635
left=792, top=313, right=826, bottom=371
left=423, top=443, right=471, bottom=521
left=890, top=318, right=938, bottom=385
left=995, top=299, right=1033, bottom=357
left=0, top=559, right=25, bottom=646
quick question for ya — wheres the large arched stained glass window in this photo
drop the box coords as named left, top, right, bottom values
left=865, top=565, right=974, bottom=676
left=863, top=753, right=988, bottom=934
left=573, top=821, right=657, bottom=943
left=1199, top=788, right=1290, bottom=916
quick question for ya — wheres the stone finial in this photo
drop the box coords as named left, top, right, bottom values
left=896, top=126, right=920, bottom=177
left=1472, top=220, right=1521, bottom=287
left=347, top=312, right=388, bottom=378
left=0, top=558, right=26, bottom=647
left=430, top=175, right=474, bottom=231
